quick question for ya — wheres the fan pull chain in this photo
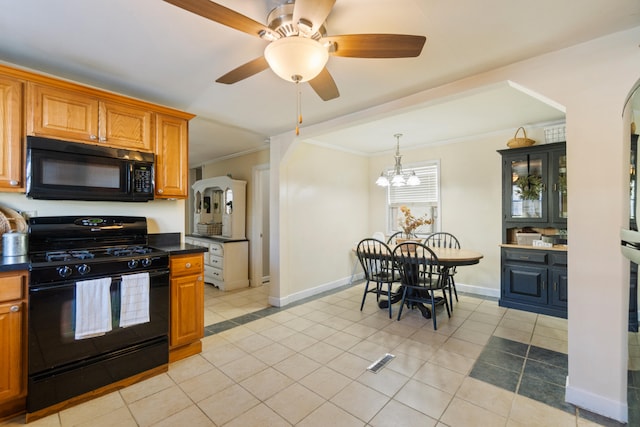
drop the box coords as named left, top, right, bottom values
left=296, top=81, right=302, bottom=136
left=293, top=75, right=302, bottom=136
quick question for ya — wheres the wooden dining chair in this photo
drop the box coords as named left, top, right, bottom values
left=424, top=232, right=461, bottom=305
left=393, top=242, right=450, bottom=330
left=356, top=238, right=398, bottom=318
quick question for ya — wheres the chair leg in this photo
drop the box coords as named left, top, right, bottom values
left=397, top=288, right=409, bottom=321
left=442, top=288, right=451, bottom=318
left=360, top=280, right=371, bottom=311
left=429, top=291, right=438, bottom=330
left=451, top=276, right=459, bottom=301
left=386, top=284, right=393, bottom=318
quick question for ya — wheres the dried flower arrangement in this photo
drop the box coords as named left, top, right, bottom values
left=399, top=205, right=432, bottom=236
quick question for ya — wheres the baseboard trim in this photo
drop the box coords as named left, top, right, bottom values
left=268, top=277, right=495, bottom=308
left=565, top=377, right=628, bottom=423
left=268, top=274, right=361, bottom=307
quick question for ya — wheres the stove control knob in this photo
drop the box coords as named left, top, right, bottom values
left=141, top=258, right=152, bottom=267
left=57, top=265, right=72, bottom=278
left=77, top=264, right=91, bottom=275
left=128, top=259, right=139, bottom=269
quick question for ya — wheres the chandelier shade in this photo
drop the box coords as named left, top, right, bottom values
left=264, top=36, right=329, bottom=83
left=376, top=134, right=420, bottom=187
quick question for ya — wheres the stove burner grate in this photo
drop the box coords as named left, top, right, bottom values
left=106, top=246, right=152, bottom=257
left=45, top=250, right=95, bottom=262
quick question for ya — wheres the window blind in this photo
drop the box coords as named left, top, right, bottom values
left=388, top=164, right=439, bottom=204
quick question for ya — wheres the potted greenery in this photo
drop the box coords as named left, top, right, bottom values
left=515, top=174, right=542, bottom=217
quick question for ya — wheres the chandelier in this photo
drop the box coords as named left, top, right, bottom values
left=375, top=133, right=420, bottom=187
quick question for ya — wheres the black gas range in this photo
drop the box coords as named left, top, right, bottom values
left=26, top=216, right=170, bottom=414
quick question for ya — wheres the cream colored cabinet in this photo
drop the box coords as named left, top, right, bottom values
left=169, top=253, right=204, bottom=362
left=27, top=82, right=153, bottom=152
left=0, top=76, right=24, bottom=191
left=185, top=237, right=249, bottom=291
left=155, top=114, right=189, bottom=199
left=0, top=270, right=27, bottom=420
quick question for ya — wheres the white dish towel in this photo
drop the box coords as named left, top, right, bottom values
left=119, top=272, right=150, bottom=328
left=75, top=277, right=113, bottom=340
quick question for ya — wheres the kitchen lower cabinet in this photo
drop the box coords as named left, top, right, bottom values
left=169, top=253, right=204, bottom=363
left=499, top=247, right=567, bottom=318
left=0, top=270, right=27, bottom=421
left=185, top=237, right=249, bottom=291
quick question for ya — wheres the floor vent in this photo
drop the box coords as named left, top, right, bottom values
left=367, top=353, right=395, bottom=373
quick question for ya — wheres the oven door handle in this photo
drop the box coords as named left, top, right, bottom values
left=90, top=225, right=124, bottom=232
left=30, top=268, right=169, bottom=293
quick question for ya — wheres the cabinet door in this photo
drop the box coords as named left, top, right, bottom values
left=99, top=101, right=153, bottom=151
left=155, top=114, right=188, bottom=199
left=550, top=267, right=568, bottom=308
left=27, top=83, right=100, bottom=142
left=502, top=151, right=548, bottom=223
left=0, top=76, right=23, bottom=191
left=170, top=274, right=204, bottom=348
left=549, top=148, right=568, bottom=225
left=0, top=300, right=25, bottom=402
left=502, top=264, right=548, bottom=305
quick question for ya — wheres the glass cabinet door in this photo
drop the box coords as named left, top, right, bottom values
left=504, top=152, right=547, bottom=222
left=552, top=150, right=568, bottom=222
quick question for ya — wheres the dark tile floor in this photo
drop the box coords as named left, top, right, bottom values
left=470, top=335, right=636, bottom=426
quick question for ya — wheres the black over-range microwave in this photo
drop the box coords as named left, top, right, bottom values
left=26, top=136, right=155, bottom=202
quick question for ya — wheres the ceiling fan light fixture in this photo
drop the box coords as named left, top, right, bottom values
left=259, top=29, right=279, bottom=42
left=264, top=36, right=329, bottom=82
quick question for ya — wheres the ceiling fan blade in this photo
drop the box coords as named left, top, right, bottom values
left=325, top=34, right=426, bottom=58
left=293, top=0, right=336, bottom=34
left=164, top=0, right=270, bottom=39
left=308, top=68, right=339, bottom=101
left=216, top=57, right=269, bottom=84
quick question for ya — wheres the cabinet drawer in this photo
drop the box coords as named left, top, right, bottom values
left=209, top=243, right=223, bottom=257
left=170, top=254, right=204, bottom=277
left=0, top=274, right=25, bottom=302
left=550, top=252, right=568, bottom=266
left=207, top=266, right=223, bottom=282
left=503, top=249, right=547, bottom=264
left=209, top=255, right=223, bottom=269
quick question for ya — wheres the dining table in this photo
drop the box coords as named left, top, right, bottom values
left=360, top=243, right=484, bottom=317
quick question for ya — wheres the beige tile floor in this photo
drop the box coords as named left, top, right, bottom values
left=2, top=282, right=615, bottom=426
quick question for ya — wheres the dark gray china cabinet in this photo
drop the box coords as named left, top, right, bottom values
left=498, top=141, right=568, bottom=318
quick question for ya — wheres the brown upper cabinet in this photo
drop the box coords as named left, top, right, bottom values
left=27, top=83, right=154, bottom=152
left=0, top=75, right=24, bottom=191
left=155, top=113, right=189, bottom=199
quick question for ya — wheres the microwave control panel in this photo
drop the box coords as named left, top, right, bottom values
left=133, top=165, right=153, bottom=194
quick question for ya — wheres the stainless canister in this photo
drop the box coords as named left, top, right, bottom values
left=3, top=231, right=28, bottom=257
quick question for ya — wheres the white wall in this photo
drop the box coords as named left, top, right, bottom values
left=271, top=141, right=369, bottom=305
left=369, top=130, right=518, bottom=296
left=271, top=26, right=640, bottom=422
left=0, top=193, right=185, bottom=234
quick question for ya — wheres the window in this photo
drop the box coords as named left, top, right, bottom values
left=386, top=161, right=440, bottom=236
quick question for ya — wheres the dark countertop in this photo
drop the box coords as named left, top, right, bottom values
left=186, top=234, right=249, bottom=243
left=151, top=242, right=208, bottom=255
left=0, top=256, right=30, bottom=272
left=0, top=233, right=208, bottom=273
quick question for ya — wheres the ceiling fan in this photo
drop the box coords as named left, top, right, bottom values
left=163, top=0, right=427, bottom=101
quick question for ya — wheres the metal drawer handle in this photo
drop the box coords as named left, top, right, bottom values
left=9, top=180, right=18, bottom=186
left=185, top=262, right=191, bottom=268
left=10, top=305, right=19, bottom=313
left=519, top=256, right=529, bottom=260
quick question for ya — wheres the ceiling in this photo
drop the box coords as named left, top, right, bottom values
left=0, top=0, right=638, bottom=166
